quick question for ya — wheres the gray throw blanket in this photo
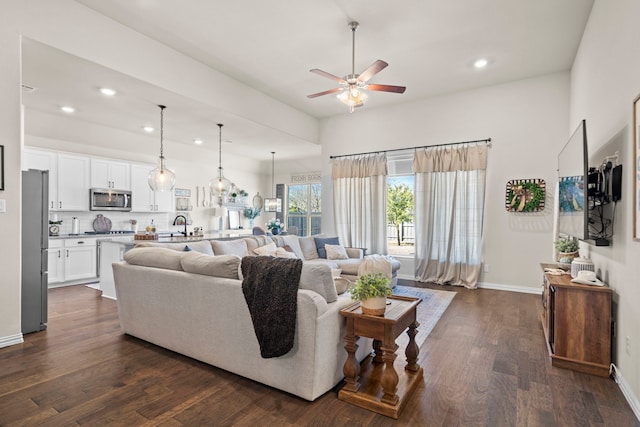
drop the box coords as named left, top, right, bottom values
left=241, top=256, right=303, bottom=358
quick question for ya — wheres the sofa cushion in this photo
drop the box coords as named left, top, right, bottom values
left=243, top=236, right=271, bottom=254
left=333, top=258, right=363, bottom=275
left=180, top=252, right=241, bottom=279
left=281, top=235, right=304, bottom=259
left=253, top=242, right=277, bottom=256
left=299, top=263, right=338, bottom=303
left=298, top=236, right=320, bottom=260
left=124, top=247, right=184, bottom=271
left=325, top=243, right=348, bottom=260
left=135, top=240, right=214, bottom=255
left=210, top=239, right=249, bottom=257
left=314, top=237, right=340, bottom=259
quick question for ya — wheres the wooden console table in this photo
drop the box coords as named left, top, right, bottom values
left=539, top=263, right=612, bottom=377
left=339, top=295, right=423, bottom=419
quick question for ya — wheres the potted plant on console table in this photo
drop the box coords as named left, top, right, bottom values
left=555, top=236, right=579, bottom=264
left=350, top=273, right=393, bottom=316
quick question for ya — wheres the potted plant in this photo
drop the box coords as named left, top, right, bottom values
left=350, top=273, right=393, bottom=316
left=555, top=236, right=579, bottom=263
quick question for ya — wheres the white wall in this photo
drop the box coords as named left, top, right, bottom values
left=570, top=0, right=640, bottom=410
left=318, top=72, right=570, bottom=290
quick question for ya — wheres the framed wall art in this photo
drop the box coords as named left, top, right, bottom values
left=505, top=178, right=546, bottom=212
left=634, top=94, right=640, bottom=239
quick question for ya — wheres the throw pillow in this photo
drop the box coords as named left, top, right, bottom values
left=124, top=247, right=184, bottom=271
left=180, top=252, right=241, bottom=279
left=314, top=236, right=340, bottom=259
left=298, top=236, right=320, bottom=260
left=281, top=235, right=304, bottom=259
left=210, top=239, right=249, bottom=257
left=325, top=244, right=348, bottom=260
left=275, top=247, right=298, bottom=258
left=253, top=241, right=277, bottom=256
left=135, top=240, right=214, bottom=255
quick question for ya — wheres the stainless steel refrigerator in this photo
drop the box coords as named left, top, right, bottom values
left=22, top=169, right=49, bottom=334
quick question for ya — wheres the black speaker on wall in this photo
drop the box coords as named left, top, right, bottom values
left=611, top=164, right=622, bottom=202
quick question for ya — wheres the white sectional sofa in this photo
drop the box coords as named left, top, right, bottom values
left=112, top=247, right=373, bottom=401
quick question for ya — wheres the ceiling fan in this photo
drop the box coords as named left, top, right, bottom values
left=307, top=21, right=406, bottom=113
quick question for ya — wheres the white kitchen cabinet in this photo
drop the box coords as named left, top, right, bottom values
left=91, top=158, right=131, bottom=190
left=63, top=238, right=97, bottom=282
left=130, top=163, right=174, bottom=212
left=47, top=239, right=64, bottom=284
left=23, top=148, right=58, bottom=211
left=57, top=153, right=90, bottom=211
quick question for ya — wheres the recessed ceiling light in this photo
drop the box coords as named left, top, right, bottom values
left=99, top=87, right=117, bottom=96
left=473, top=58, right=489, bottom=69
left=143, top=126, right=154, bottom=133
left=60, top=106, right=75, bottom=113
left=193, top=139, right=203, bottom=145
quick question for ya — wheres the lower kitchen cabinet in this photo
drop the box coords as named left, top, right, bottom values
left=48, top=238, right=98, bottom=285
left=47, top=240, right=64, bottom=284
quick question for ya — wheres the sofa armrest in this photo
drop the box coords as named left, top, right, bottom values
left=345, top=247, right=364, bottom=259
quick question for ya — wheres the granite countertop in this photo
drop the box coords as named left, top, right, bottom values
left=97, top=231, right=253, bottom=245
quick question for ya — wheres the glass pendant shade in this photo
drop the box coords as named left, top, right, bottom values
left=148, top=105, right=176, bottom=192
left=211, top=123, right=232, bottom=206
left=148, top=156, right=176, bottom=192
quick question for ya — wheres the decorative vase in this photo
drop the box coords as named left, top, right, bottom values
left=361, top=296, right=386, bottom=316
left=249, top=219, right=254, bottom=228
left=271, top=227, right=280, bottom=235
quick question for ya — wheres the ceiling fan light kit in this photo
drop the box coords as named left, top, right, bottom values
left=308, top=21, right=406, bottom=113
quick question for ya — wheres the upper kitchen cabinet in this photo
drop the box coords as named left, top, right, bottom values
left=23, top=148, right=58, bottom=210
left=57, top=154, right=90, bottom=211
left=23, top=149, right=89, bottom=211
left=91, top=158, right=131, bottom=190
left=130, top=163, right=174, bottom=212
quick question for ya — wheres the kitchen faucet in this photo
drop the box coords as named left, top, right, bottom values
left=172, top=215, right=188, bottom=236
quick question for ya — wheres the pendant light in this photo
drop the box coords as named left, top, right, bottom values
left=209, top=123, right=232, bottom=206
left=265, top=151, right=281, bottom=212
left=148, top=105, right=176, bottom=192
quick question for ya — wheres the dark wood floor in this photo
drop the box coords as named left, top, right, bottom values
left=0, top=280, right=637, bottom=426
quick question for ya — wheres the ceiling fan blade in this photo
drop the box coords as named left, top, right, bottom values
left=357, top=60, right=388, bottom=83
left=307, top=87, right=343, bottom=98
left=366, top=84, right=406, bottom=94
left=310, top=69, right=346, bottom=84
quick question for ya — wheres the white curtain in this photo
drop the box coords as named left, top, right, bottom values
left=414, top=144, right=488, bottom=288
left=332, top=153, right=388, bottom=254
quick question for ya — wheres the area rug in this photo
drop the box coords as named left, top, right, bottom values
left=392, top=285, right=455, bottom=348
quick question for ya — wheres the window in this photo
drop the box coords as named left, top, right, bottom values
left=287, top=183, right=321, bottom=236
left=387, top=151, right=415, bottom=256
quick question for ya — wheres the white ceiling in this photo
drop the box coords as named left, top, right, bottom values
left=21, top=0, right=594, bottom=160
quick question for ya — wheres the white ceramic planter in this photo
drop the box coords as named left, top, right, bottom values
left=361, top=296, right=386, bottom=316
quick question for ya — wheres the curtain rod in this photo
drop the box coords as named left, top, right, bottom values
left=329, top=137, right=492, bottom=160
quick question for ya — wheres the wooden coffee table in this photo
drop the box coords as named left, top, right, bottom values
left=338, top=295, right=423, bottom=419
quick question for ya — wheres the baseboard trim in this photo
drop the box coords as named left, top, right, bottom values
left=399, top=274, right=542, bottom=295
left=611, top=364, right=640, bottom=422
left=0, top=333, right=24, bottom=349
left=478, top=281, right=542, bottom=295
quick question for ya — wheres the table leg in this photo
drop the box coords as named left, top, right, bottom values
left=372, top=339, right=383, bottom=363
left=342, top=319, right=360, bottom=393
left=405, top=320, right=420, bottom=372
left=380, top=341, right=399, bottom=405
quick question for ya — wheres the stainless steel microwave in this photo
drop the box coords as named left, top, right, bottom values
left=89, top=188, right=132, bottom=211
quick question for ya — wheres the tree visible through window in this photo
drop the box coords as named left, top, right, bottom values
left=387, top=176, right=414, bottom=255
left=287, top=183, right=321, bottom=236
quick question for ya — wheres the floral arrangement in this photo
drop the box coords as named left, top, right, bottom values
left=244, top=207, right=261, bottom=219
left=266, top=218, right=282, bottom=232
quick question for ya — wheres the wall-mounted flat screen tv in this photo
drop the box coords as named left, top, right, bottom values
left=557, top=120, right=589, bottom=241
